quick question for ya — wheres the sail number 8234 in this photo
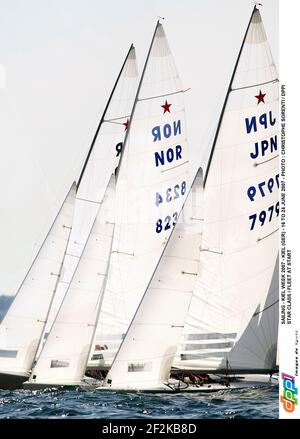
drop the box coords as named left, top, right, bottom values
left=155, top=181, right=186, bottom=206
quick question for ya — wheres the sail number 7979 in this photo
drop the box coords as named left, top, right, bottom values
left=249, top=201, right=279, bottom=230
left=247, top=173, right=279, bottom=201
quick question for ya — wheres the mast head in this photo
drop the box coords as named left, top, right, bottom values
left=128, top=44, right=136, bottom=60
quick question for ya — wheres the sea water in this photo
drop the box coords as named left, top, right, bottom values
left=0, top=386, right=278, bottom=419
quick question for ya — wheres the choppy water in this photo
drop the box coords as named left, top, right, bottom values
left=0, top=385, right=278, bottom=419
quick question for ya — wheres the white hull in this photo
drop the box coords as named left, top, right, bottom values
left=19, top=373, right=278, bottom=393
left=96, top=374, right=278, bottom=394
left=22, top=376, right=102, bottom=391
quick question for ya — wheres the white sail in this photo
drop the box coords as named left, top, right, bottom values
left=222, top=256, right=279, bottom=371
left=174, top=8, right=279, bottom=373
left=26, top=177, right=115, bottom=386
left=24, top=47, right=138, bottom=387
left=94, top=22, right=190, bottom=368
left=103, top=169, right=203, bottom=390
left=43, top=45, right=138, bottom=332
left=0, top=183, right=75, bottom=384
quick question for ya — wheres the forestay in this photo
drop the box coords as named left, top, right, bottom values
left=174, top=8, right=279, bottom=373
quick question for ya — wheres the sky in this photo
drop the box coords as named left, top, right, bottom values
left=0, top=0, right=278, bottom=295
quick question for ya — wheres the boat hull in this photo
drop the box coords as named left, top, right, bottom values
left=96, top=374, right=278, bottom=394
left=0, top=372, right=29, bottom=390
left=21, top=374, right=278, bottom=393
left=23, top=377, right=102, bottom=391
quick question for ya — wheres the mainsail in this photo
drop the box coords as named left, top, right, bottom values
left=0, top=183, right=76, bottom=389
left=174, top=7, right=279, bottom=373
left=43, top=45, right=138, bottom=330
left=94, top=22, right=190, bottom=368
left=103, top=169, right=203, bottom=390
left=222, top=256, right=279, bottom=371
left=23, top=46, right=138, bottom=387
left=26, top=177, right=115, bottom=386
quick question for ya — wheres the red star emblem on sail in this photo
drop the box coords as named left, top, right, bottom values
left=161, top=100, right=171, bottom=114
left=255, top=90, right=266, bottom=105
left=123, top=119, right=129, bottom=130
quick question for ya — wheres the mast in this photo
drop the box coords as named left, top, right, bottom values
left=203, top=6, right=257, bottom=187
left=77, top=43, right=134, bottom=189
left=115, top=21, right=160, bottom=180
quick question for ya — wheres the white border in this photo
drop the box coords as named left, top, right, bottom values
left=279, top=0, right=300, bottom=419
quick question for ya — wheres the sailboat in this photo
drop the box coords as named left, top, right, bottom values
left=0, top=45, right=138, bottom=391
left=97, top=6, right=279, bottom=393
left=172, top=6, right=279, bottom=387
left=88, top=20, right=190, bottom=372
left=97, top=167, right=203, bottom=391
left=0, top=183, right=76, bottom=390
left=23, top=45, right=138, bottom=390
left=2, top=6, right=278, bottom=394
left=24, top=20, right=190, bottom=389
left=40, top=44, right=138, bottom=337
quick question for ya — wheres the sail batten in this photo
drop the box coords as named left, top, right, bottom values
left=232, top=78, right=279, bottom=92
